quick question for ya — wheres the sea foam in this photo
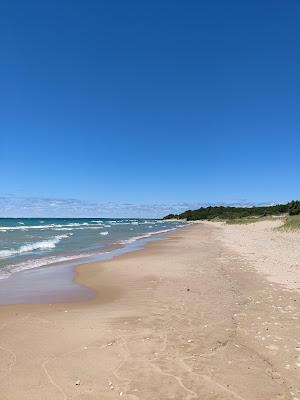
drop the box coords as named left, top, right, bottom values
left=0, top=234, right=71, bottom=259
left=0, top=252, right=94, bottom=279
left=0, top=222, right=105, bottom=231
left=119, top=228, right=176, bottom=244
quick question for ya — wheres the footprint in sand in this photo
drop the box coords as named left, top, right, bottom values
left=265, top=367, right=284, bottom=384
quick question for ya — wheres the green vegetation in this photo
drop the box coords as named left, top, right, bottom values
left=163, top=201, right=300, bottom=221
left=225, top=217, right=265, bottom=225
left=287, top=200, right=300, bottom=216
left=279, top=215, right=300, bottom=230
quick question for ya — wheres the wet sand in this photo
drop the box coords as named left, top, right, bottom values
left=0, top=222, right=299, bottom=399
left=0, top=237, right=166, bottom=304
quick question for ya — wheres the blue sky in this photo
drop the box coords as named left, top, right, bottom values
left=1, top=0, right=300, bottom=217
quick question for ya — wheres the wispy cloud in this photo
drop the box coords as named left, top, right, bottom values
left=0, top=195, right=193, bottom=218
left=0, top=195, right=276, bottom=218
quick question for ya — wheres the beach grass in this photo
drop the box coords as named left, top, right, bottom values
left=226, top=217, right=264, bottom=225
left=279, top=215, right=300, bottom=230
left=226, top=215, right=286, bottom=225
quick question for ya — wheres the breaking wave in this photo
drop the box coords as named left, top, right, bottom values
left=119, top=228, right=177, bottom=244
left=0, top=234, right=71, bottom=259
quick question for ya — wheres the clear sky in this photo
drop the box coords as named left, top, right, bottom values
left=1, top=0, right=300, bottom=217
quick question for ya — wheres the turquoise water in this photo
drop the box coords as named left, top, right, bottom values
left=0, top=218, right=186, bottom=278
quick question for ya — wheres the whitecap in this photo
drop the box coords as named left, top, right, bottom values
left=0, top=252, right=93, bottom=279
left=0, top=222, right=97, bottom=231
left=52, top=228, right=74, bottom=231
left=0, top=234, right=71, bottom=259
left=119, top=228, right=177, bottom=245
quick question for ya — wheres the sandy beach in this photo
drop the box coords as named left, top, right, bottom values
left=0, top=222, right=299, bottom=399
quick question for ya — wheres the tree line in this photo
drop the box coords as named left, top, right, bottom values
left=163, top=201, right=300, bottom=221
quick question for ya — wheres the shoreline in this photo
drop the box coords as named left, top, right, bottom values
left=73, top=224, right=194, bottom=306
left=0, top=222, right=299, bottom=399
left=0, top=225, right=187, bottom=305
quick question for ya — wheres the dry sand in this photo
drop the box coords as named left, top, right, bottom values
left=0, top=222, right=299, bottom=399
left=219, top=219, right=300, bottom=292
